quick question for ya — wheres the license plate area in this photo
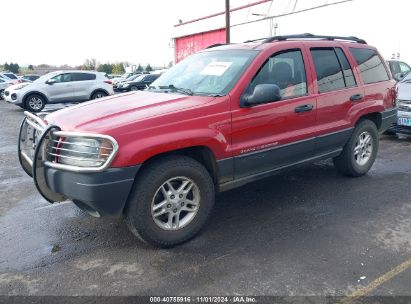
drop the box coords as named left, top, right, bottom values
left=398, top=117, right=411, bottom=127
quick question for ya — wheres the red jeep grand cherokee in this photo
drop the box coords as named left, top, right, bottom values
left=19, top=34, right=397, bottom=247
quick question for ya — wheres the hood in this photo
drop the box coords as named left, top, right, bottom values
left=45, top=91, right=215, bottom=133
left=398, top=81, right=411, bottom=101
left=6, top=82, right=31, bottom=91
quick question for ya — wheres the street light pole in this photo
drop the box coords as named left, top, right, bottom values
left=225, top=0, right=230, bottom=43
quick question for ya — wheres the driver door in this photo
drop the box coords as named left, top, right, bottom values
left=231, top=48, right=317, bottom=179
left=47, top=73, right=74, bottom=102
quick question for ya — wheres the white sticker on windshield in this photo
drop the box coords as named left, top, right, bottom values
left=200, top=62, right=232, bottom=76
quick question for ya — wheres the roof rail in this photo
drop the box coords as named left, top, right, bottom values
left=206, top=43, right=230, bottom=49
left=261, top=33, right=367, bottom=44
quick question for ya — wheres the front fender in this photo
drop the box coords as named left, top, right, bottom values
left=111, top=128, right=231, bottom=167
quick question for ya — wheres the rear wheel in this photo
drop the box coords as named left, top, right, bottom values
left=91, top=91, right=107, bottom=99
left=125, top=156, right=215, bottom=248
left=130, top=86, right=138, bottom=91
left=333, top=120, right=378, bottom=177
left=24, top=94, right=46, bottom=112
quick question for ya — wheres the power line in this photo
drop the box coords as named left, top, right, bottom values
left=231, top=0, right=355, bottom=28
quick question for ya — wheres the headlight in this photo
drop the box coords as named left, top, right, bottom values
left=46, top=133, right=118, bottom=170
left=123, top=83, right=130, bottom=87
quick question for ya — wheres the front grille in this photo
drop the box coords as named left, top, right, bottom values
left=389, top=123, right=411, bottom=135
left=398, top=105, right=411, bottom=113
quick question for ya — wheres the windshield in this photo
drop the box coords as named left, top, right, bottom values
left=4, top=73, right=17, bottom=79
left=121, top=73, right=131, bottom=78
left=33, top=72, right=60, bottom=83
left=127, top=74, right=140, bottom=81
left=401, top=70, right=411, bottom=82
left=149, top=50, right=258, bottom=96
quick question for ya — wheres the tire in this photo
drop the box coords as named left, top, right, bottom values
left=91, top=91, right=107, bottom=99
left=333, top=119, right=379, bottom=177
left=0, top=90, right=4, bottom=100
left=125, top=155, right=215, bottom=248
left=130, top=86, right=138, bottom=91
left=24, top=94, right=46, bottom=112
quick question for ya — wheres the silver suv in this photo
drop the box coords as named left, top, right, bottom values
left=4, top=71, right=114, bottom=112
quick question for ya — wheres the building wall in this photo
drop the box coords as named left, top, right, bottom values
left=173, top=0, right=410, bottom=63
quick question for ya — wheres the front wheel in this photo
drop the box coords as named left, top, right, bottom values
left=125, top=156, right=215, bottom=248
left=333, top=120, right=379, bottom=177
left=25, top=94, right=46, bottom=112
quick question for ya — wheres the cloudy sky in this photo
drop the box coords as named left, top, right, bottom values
left=1, top=0, right=410, bottom=67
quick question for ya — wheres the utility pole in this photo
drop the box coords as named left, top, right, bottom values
left=225, top=0, right=230, bottom=43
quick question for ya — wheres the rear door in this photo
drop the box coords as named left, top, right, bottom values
left=71, top=72, right=97, bottom=101
left=231, top=47, right=317, bottom=179
left=306, top=44, right=363, bottom=155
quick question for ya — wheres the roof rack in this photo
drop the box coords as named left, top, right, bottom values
left=206, top=43, right=230, bottom=49
left=261, top=33, right=367, bottom=44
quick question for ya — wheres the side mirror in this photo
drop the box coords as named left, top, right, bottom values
left=46, top=79, right=57, bottom=85
left=240, top=84, right=281, bottom=108
left=394, top=73, right=405, bottom=82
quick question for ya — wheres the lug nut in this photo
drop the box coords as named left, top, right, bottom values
left=173, top=209, right=177, bottom=213
left=181, top=202, right=185, bottom=206
left=179, top=194, right=183, bottom=198
left=167, top=204, right=171, bottom=208
left=170, top=195, right=175, bottom=199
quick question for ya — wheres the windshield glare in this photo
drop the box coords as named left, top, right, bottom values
left=33, top=72, right=60, bottom=83
left=150, top=50, right=258, bottom=95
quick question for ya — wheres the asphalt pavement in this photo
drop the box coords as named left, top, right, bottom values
left=0, top=100, right=411, bottom=298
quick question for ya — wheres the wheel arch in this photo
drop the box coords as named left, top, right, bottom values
left=90, top=88, right=109, bottom=99
left=23, top=91, right=49, bottom=105
left=356, top=112, right=382, bottom=130
left=137, top=146, right=221, bottom=185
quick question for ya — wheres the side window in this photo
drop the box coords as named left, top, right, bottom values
left=248, top=49, right=307, bottom=99
left=51, top=73, right=72, bottom=83
left=349, top=48, right=389, bottom=84
left=311, top=48, right=345, bottom=93
left=335, top=48, right=356, bottom=87
left=72, top=73, right=96, bottom=81
left=399, top=62, right=411, bottom=74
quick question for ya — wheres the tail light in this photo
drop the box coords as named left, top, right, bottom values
left=392, top=86, right=398, bottom=107
left=104, top=80, right=112, bottom=85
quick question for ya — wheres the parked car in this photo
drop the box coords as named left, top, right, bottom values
left=0, top=77, right=12, bottom=100
left=0, top=72, right=20, bottom=85
left=4, top=70, right=114, bottom=112
left=386, top=72, right=411, bottom=135
left=116, top=74, right=160, bottom=92
left=111, top=72, right=135, bottom=85
left=387, top=60, right=411, bottom=82
left=21, top=74, right=40, bottom=82
left=18, top=34, right=396, bottom=248
left=113, top=74, right=143, bottom=91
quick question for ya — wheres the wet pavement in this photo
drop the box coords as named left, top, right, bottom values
left=0, top=100, right=411, bottom=296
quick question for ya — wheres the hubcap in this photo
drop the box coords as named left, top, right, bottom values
left=151, top=176, right=200, bottom=230
left=354, top=131, right=373, bottom=166
left=29, top=97, right=43, bottom=110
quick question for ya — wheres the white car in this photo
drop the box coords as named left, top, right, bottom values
left=0, top=77, right=15, bottom=100
left=4, top=70, right=114, bottom=112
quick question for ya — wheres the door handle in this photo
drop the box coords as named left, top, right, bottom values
left=295, top=104, right=314, bottom=113
left=350, top=94, right=363, bottom=102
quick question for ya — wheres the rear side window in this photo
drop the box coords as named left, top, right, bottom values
left=72, top=73, right=96, bottom=81
left=311, top=48, right=345, bottom=93
left=335, top=48, right=356, bottom=87
left=349, top=48, right=389, bottom=84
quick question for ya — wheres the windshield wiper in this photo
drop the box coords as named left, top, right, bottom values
left=168, top=84, right=193, bottom=96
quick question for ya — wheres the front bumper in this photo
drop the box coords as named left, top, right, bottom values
left=387, top=108, right=411, bottom=135
left=45, top=165, right=140, bottom=216
left=4, top=90, right=23, bottom=105
left=380, top=108, right=398, bottom=132
left=18, top=112, right=140, bottom=217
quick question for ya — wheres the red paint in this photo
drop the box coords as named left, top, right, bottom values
left=46, top=40, right=395, bottom=169
left=175, top=28, right=226, bottom=63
